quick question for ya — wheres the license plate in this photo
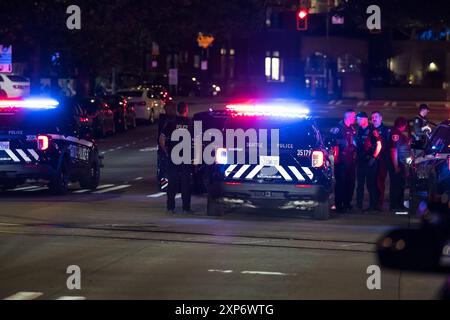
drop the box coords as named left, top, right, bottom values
left=260, top=156, right=279, bottom=167
left=0, top=142, right=10, bottom=150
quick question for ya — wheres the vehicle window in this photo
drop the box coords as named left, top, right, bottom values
left=117, top=91, right=142, bottom=98
left=224, top=117, right=319, bottom=148
left=0, top=109, right=65, bottom=132
left=427, top=126, right=450, bottom=153
left=6, top=75, right=29, bottom=82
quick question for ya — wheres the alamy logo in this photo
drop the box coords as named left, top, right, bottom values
left=366, top=5, right=381, bottom=31
left=66, top=5, right=82, bottom=30
left=66, top=265, right=81, bottom=290
left=169, top=121, right=280, bottom=165
left=366, top=265, right=381, bottom=290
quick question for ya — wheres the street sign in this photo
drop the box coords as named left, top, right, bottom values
left=0, top=45, right=12, bottom=73
left=168, top=68, right=178, bottom=86
left=197, top=33, right=214, bottom=49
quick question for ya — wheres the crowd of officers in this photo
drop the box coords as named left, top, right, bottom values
left=160, top=102, right=435, bottom=215
left=330, top=104, right=435, bottom=214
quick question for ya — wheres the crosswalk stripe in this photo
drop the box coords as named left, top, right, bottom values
left=4, top=292, right=43, bottom=300
left=92, top=185, right=131, bottom=194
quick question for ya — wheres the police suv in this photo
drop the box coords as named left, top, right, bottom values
left=0, top=98, right=101, bottom=194
left=193, top=102, right=333, bottom=220
left=413, top=120, right=450, bottom=214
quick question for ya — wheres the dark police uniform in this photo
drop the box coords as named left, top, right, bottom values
left=411, top=115, right=432, bottom=151
left=389, top=128, right=412, bottom=210
left=330, top=121, right=357, bottom=212
left=355, top=125, right=381, bottom=211
left=161, top=116, right=192, bottom=212
left=373, top=123, right=391, bottom=210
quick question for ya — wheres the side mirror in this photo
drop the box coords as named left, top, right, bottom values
left=377, top=228, right=450, bottom=274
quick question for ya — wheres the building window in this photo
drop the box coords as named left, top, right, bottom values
left=265, top=51, right=283, bottom=82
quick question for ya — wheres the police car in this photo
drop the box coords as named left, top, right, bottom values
left=413, top=120, right=450, bottom=214
left=0, top=98, right=101, bottom=194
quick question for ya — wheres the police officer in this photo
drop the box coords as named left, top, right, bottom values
left=330, top=109, right=357, bottom=213
left=159, top=102, right=193, bottom=214
left=390, top=117, right=412, bottom=212
left=370, top=111, right=391, bottom=211
left=411, top=104, right=436, bottom=153
left=355, top=112, right=382, bottom=213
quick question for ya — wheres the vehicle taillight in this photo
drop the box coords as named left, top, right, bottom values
left=80, top=117, right=89, bottom=123
left=37, top=135, right=50, bottom=151
left=215, top=148, right=228, bottom=164
left=312, top=150, right=324, bottom=168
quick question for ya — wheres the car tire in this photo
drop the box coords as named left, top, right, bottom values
left=79, top=153, right=100, bottom=190
left=49, top=160, right=70, bottom=195
left=313, top=201, right=330, bottom=220
left=207, top=196, right=225, bottom=216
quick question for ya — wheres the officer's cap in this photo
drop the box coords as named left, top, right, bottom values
left=356, top=112, right=368, bottom=119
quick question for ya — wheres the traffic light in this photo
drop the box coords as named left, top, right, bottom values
left=297, top=9, right=308, bottom=31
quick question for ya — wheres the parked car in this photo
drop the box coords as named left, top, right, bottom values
left=104, top=94, right=137, bottom=131
left=79, top=97, right=115, bottom=137
left=0, top=74, right=31, bottom=98
left=117, top=87, right=164, bottom=124
left=177, top=76, right=222, bottom=97
left=151, top=85, right=173, bottom=106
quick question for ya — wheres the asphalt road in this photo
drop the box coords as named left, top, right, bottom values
left=0, top=99, right=448, bottom=300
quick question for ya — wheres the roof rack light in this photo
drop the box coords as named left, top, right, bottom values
left=226, top=102, right=310, bottom=118
left=0, top=98, right=59, bottom=110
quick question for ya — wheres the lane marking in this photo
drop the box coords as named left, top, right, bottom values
left=139, top=147, right=158, bottom=152
left=0, top=223, right=21, bottom=226
left=134, top=177, right=144, bottom=181
left=241, top=271, right=290, bottom=276
left=24, top=187, right=48, bottom=192
left=57, top=296, right=86, bottom=300
left=147, top=192, right=166, bottom=198
left=92, top=185, right=131, bottom=194
left=175, top=194, right=182, bottom=199
left=11, top=186, right=40, bottom=191
left=208, top=269, right=234, bottom=274
left=4, top=292, right=43, bottom=300
left=73, top=189, right=91, bottom=194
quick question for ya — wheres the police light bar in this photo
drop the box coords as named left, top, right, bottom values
left=226, top=101, right=309, bottom=118
left=0, top=98, right=59, bottom=110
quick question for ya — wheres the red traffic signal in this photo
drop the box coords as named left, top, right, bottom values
left=297, top=9, right=308, bottom=31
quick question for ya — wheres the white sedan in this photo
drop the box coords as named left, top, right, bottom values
left=0, top=74, right=31, bottom=98
left=117, top=87, right=164, bottom=124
